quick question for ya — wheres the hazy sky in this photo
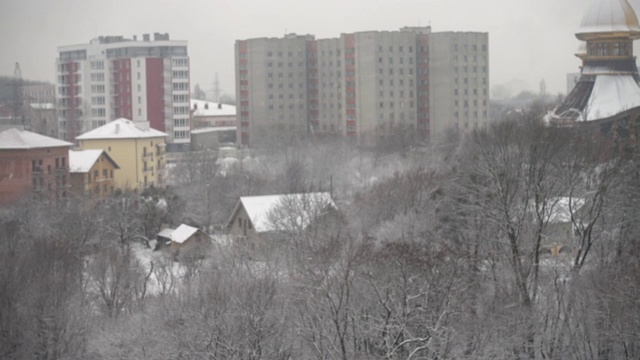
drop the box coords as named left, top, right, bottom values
left=1, top=0, right=637, bottom=98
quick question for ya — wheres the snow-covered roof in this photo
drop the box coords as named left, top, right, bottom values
left=29, top=103, right=55, bottom=110
left=191, top=99, right=236, bottom=117
left=0, top=128, right=73, bottom=150
left=68, top=149, right=119, bottom=173
left=578, top=0, right=640, bottom=39
left=76, top=118, right=167, bottom=140
left=157, top=228, right=174, bottom=239
left=229, top=192, right=335, bottom=232
left=582, top=74, right=640, bottom=121
left=191, top=126, right=236, bottom=134
left=169, top=224, right=200, bottom=244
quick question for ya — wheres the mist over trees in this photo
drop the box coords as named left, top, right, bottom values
left=1, top=110, right=639, bottom=359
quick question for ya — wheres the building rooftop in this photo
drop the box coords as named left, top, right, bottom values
left=68, top=149, right=119, bottom=173
left=578, top=0, right=640, bottom=40
left=158, top=224, right=203, bottom=244
left=0, top=128, right=72, bottom=150
left=229, top=192, right=335, bottom=232
left=191, top=99, right=236, bottom=117
left=76, top=118, right=167, bottom=140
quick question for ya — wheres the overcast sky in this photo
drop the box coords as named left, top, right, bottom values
left=1, top=0, right=637, bottom=98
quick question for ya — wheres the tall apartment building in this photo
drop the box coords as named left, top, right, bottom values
left=56, top=33, right=191, bottom=151
left=235, top=27, right=489, bottom=146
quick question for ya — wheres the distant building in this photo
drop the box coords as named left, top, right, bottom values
left=548, top=0, right=640, bottom=126
left=23, top=83, right=56, bottom=104
left=0, top=128, right=73, bottom=205
left=226, top=192, right=338, bottom=243
left=26, top=103, right=58, bottom=139
left=56, top=33, right=191, bottom=151
left=156, top=224, right=212, bottom=257
left=76, top=118, right=167, bottom=192
left=235, top=27, right=489, bottom=146
left=191, top=127, right=237, bottom=150
left=190, top=99, right=236, bottom=128
left=68, top=148, right=120, bottom=200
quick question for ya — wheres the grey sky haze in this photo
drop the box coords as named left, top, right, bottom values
left=1, top=0, right=635, bottom=98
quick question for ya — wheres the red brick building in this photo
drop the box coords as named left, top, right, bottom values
left=0, top=128, right=73, bottom=205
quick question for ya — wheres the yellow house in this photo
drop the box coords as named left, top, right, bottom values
left=68, top=148, right=120, bottom=200
left=76, top=118, right=167, bottom=192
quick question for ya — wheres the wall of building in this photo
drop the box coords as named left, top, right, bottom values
left=78, top=136, right=165, bottom=191
left=235, top=28, right=488, bottom=147
left=69, top=153, right=118, bottom=200
left=56, top=36, right=190, bottom=147
left=428, top=32, right=489, bottom=136
left=0, top=147, right=70, bottom=205
left=228, top=205, right=257, bottom=241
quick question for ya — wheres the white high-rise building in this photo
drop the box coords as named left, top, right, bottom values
left=56, top=33, right=191, bottom=151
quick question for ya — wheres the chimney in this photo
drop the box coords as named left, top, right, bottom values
left=204, top=103, right=209, bottom=110
left=115, top=123, right=120, bottom=134
left=133, top=35, right=137, bottom=41
left=217, top=103, right=222, bottom=109
left=143, top=33, right=150, bottom=41
left=194, top=103, right=198, bottom=109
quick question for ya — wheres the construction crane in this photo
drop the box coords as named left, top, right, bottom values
left=11, top=62, right=24, bottom=128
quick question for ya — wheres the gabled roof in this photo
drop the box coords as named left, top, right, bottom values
left=68, top=149, right=120, bottom=173
left=76, top=118, right=167, bottom=140
left=227, top=192, right=336, bottom=232
left=170, top=224, right=200, bottom=244
left=0, top=128, right=73, bottom=150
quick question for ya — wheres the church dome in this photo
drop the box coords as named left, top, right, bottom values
left=577, top=0, right=640, bottom=40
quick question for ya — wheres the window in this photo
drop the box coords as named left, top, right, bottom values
left=94, top=170, right=99, bottom=179
left=102, top=169, right=107, bottom=178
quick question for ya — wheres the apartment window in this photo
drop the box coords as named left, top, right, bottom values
left=94, top=170, right=99, bottom=179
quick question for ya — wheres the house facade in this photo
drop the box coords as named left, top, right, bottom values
left=68, top=148, right=120, bottom=200
left=0, top=128, right=73, bottom=205
left=226, top=192, right=338, bottom=243
left=76, top=118, right=167, bottom=192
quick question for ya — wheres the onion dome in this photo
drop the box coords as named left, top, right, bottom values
left=577, top=0, right=640, bottom=40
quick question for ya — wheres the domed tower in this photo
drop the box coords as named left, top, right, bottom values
left=548, top=0, right=640, bottom=124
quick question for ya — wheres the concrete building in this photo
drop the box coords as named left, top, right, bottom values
left=548, top=0, right=640, bottom=125
left=56, top=33, right=191, bottom=151
left=23, top=83, right=56, bottom=104
left=235, top=27, right=489, bottom=146
left=76, top=118, right=167, bottom=192
left=68, top=148, right=120, bottom=200
left=190, top=99, right=236, bottom=128
left=0, top=128, right=73, bottom=205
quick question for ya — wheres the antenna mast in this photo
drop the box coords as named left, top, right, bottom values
left=12, top=62, right=25, bottom=128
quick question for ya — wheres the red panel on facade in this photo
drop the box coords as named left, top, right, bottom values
left=113, top=59, right=133, bottom=120
left=146, top=58, right=165, bottom=131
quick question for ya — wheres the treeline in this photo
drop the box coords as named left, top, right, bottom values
left=1, top=113, right=639, bottom=359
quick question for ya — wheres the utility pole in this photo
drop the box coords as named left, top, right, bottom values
left=12, top=62, right=25, bottom=128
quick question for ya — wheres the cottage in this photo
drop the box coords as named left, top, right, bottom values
left=226, top=192, right=340, bottom=243
left=156, top=224, right=212, bottom=259
left=68, top=149, right=120, bottom=200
